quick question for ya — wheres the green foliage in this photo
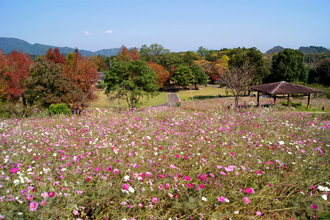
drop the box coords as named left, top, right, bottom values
left=49, top=103, right=72, bottom=116
left=140, top=43, right=170, bottom=63
left=172, top=65, right=194, bottom=88
left=24, top=57, right=82, bottom=109
left=190, top=64, right=208, bottom=88
left=308, top=59, right=330, bottom=86
left=293, top=81, right=330, bottom=99
left=270, top=49, right=308, bottom=83
left=104, top=59, right=159, bottom=109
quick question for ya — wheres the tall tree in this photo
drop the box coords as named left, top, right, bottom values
left=90, top=55, right=108, bottom=72
left=64, top=49, right=99, bottom=109
left=271, top=49, right=308, bottom=82
left=45, top=48, right=66, bottom=64
left=197, top=46, right=208, bottom=57
left=0, top=49, right=8, bottom=100
left=221, top=62, right=254, bottom=107
left=24, top=57, right=82, bottom=109
left=117, top=46, right=140, bottom=62
left=190, top=64, right=208, bottom=89
left=4, top=50, right=33, bottom=106
left=172, top=65, right=194, bottom=88
left=104, top=59, right=159, bottom=109
left=140, top=44, right=170, bottom=63
left=147, top=62, right=170, bottom=86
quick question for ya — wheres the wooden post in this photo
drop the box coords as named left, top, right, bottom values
left=274, top=95, right=277, bottom=103
left=287, top=94, right=290, bottom=106
left=257, top=91, right=260, bottom=107
left=307, top=93, right=311, bottom=109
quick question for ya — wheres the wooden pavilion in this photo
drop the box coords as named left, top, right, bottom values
left=250, top=81, right=322, bottom=107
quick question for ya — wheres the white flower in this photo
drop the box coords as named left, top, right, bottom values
left=278, top=141, right=284, bottom=145
left=225, top=198, right=230, bottom=203
left=234, top=211, right=239, bottom=214
left=322, top=194, right=328, bottom=200
left=128, top=187, right=135, bottom=193
left=13, top=179, right=20, bottom=185
left=123, top=175, right=129, bottom=181
left=202, top=197, right=207, bottom=201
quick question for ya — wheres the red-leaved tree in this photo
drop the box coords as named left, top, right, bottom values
left=64, top=49, right=99, bottom=109
left=45, top=48, right=66, bottom=64
left=3, top=50, right=33, bottom=105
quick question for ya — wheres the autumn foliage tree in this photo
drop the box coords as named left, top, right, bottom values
left=147, top=62, right=170, bottom=86
left=64, top=49, right=99, bottom=109
left=25, top=57, right=82, bottom=109
left=117, top=46, right=140, bottom=61
left=45, top=48, right=66, bottom=64
left=0, top=50, right=33, bottom=106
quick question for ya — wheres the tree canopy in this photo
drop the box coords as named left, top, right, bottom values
left=104, top=59, right=159, bottom=109
left=270, top=49, right=308, bottom=83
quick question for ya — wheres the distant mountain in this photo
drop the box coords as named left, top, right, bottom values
left=0, top=37, right=121, bottom=57
left=266, top=46, right=329, bottom=54
left=298, top=46, right=329, bottom=54
left=266, top=46, right=285, bottom=54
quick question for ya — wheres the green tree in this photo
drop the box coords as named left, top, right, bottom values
left=182, top=51, right=200, bottom=66
left=271, top=49, right=308, bottom=82
left=172, top=65, right=194, bottom=88
left=228, top=47, right=268, bottom=84
left=190, top=64, right=208, bottom=89
left=104, top=59, right=159, bottom=109
left=197, top=46, right=208, bottom=57
left=140, top=44, right=170, bottom=63
left=24, top=57, right=82, bottom=109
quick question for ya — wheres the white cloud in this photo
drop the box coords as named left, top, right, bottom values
left=83, top=31, right=90, bottom=36
left=104, top=30, right=113, bottom=34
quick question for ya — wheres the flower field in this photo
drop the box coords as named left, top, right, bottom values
left=0, top=102, right=329, bottom=219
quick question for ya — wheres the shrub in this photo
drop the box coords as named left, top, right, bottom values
left=49, top=103, right=72, bottom=116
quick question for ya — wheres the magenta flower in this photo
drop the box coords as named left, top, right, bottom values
left=10, top=168, right=18, bottom=174
left=245, top=188, right=255, bottom=194
left=40, top=200, right=47, bottom=206
left=311, top=204, right=317, bottom=209
left=151, top=197, right=158, bottom=203
left=243, top=197, right=250, bottom=204
left=122, top=184, right=129, bottom=190
left=218, top=196, right=226, bottom=202
left=184, top=176, right=191, bottom=181
left=48, top=191, right=55, bottom=197
left=29, top=202, right=38, bottom=211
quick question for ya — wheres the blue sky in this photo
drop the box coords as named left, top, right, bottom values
left=1, top=0, right=329, bottom=52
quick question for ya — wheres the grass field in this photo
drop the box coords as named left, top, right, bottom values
left=89, top=90, right=168, bottom=110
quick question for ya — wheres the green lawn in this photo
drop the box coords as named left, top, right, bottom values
left=89, top=90, right=168, bottom=110
left=177, top=86, right=228, bottom=101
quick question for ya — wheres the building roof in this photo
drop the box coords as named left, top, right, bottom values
left=250, top=81, right=322, bottom=95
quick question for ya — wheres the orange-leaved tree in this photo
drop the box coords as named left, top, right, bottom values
left=147, top=62, right=170, bottom=86
left=64, top=49, right=99, bottom=110
left=4, top=50, right=33, bottom=106
left=117, top=45, right=140, bottom=61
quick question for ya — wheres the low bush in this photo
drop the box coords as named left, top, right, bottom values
left=49, top=103, right=72, bottom=116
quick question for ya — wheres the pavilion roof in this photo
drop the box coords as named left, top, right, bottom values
left=250, top=81, right=322, bottom=95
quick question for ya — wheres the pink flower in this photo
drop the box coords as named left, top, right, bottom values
left=29, top=202, right=38, bottom=211
left=245, top=188, right=255, bottom=194
left=73, top=210, right=79, bottom=215
left=243, top=197, right=249, bottom=204
left=187, top=183, right=194, bottom=188
left=218, top=196, right=226, bottom=202
left=256, top=211, right=262, bottom=216
left=311, top=204, right=317, bottom=209
left=256, top=171, right=262, bottom=175
left=40, top=200, right=46, bottom=206
left=184, top=176, right=191, bottom=181
left=122, top=184, right=129, bottom=190
left=48, top=191, right=55, bottom=197
left=76, top=190, right=84, bottom=194
left=10, top=168, right=18, bottom=173
left=267, top=183, right=273, bottom=188
left=220, top=171, right=227, bottom=176
left=151, top=197, right=158, bottom=203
